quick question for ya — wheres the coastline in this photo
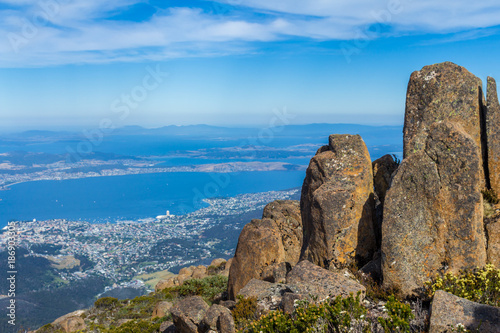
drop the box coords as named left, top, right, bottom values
left=0, top=170, right=305, bottom=227
left=0, top=162, right=307, bottom=191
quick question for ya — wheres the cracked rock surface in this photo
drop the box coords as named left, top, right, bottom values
left=300, top=134, right=376, bottom=269
left=382, top=121, right=486, bottom=296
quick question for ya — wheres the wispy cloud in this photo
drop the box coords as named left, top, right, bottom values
left=0, top=0, right=499, bottom=67
left=417, top=26, right=500, bottom=46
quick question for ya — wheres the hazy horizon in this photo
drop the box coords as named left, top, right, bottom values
left=0, top=120, right=405, bottom=135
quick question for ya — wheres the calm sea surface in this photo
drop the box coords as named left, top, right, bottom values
left=0, top=171, right=305, bottom=227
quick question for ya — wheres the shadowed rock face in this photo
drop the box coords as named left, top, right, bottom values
left=382, top=122, right=486, bottom=296
left=486, top=76, right=500, bottom=194
left=372, top=154, right=398, bottom=205
left=300, top=134, right=376, bottom=269
left=429, top=290, right=500, bottom=333
left=227, top=200, right=302, bottom=300
left=372, top=154, right=399, bottom=247
left=403, top=62, right=487, bottom=187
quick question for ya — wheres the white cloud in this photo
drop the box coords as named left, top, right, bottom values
left=232, top=0, right=500, bottom=32
left=0, top=0, right=499, bottom=67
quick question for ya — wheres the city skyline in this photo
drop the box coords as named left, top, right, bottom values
left=0, top=0, right=499, bottom=131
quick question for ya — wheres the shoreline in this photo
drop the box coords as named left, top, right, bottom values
left=0, top=163, right=307, bottom=191
left=0, top=173, right=302, bottom=227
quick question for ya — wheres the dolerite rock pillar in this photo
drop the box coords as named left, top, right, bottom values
left=486, top=76, right=500, bottom=194
left=382, top=122, right=486, bottom=296
left=227, top=200, right=302, bottom=299
left=300, top=134, right=376, bottom=269
left=403, top=62, right=487, bottom=187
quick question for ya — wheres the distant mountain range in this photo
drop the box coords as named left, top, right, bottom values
left=1, top=123, right=402, bottom=146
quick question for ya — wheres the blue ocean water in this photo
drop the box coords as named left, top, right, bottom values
left=0, top=171, right=305, bottom=227
left=0, top=125, right=403, bottom=228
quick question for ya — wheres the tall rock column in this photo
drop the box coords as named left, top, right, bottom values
left=382, top=62, right=490, bottom=297
left=403, top=62, right=487, bottom=187
left=300, top=134, right=376, bottom=269
left=486, top=76, right=500, bottom=194
left=382, top=122, right=486, bottom=296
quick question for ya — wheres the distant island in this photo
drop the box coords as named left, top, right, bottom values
left=0, top=156, right=305, bottom=190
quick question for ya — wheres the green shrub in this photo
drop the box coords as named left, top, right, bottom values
left=232, top=296, right=259, bottom=329
left=175, top=275, right=228, bottom=303
left=245, top=310, right=292, bottom=333
left=378, top=295, right=414, bottom=333
left=83, top=275, right=228, bottom=331
left=425, top=264, right=500, bottom=307
left=243, top=292, right=368, bottom=333
left=108, top=319, right=160, bottom=333
left=114, top=294, right=164, bottom=320
left=323, top=292, right=368, bottom=331
left=94, top=297, right=119, bottom=309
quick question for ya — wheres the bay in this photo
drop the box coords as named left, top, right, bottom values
left=0, top=171, right=305, bottom=227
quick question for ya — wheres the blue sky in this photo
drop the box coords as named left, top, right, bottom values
left=0, top=0, right=499, bottom=131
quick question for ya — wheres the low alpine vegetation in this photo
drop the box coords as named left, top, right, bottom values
left=425, top=264, right=500, bottom=307
left=243, top=292, right=369, bottom=333
left=378, top=295, right=414, bottom=333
